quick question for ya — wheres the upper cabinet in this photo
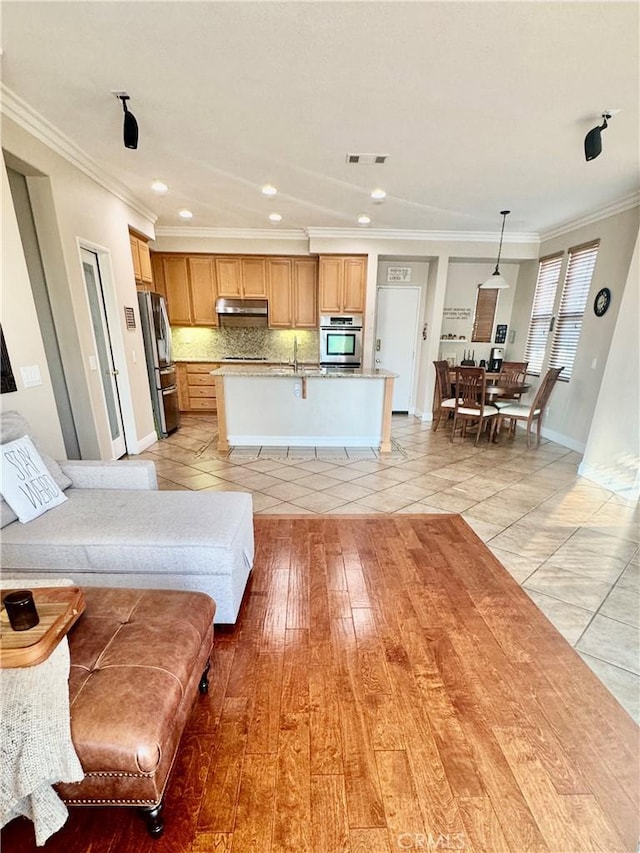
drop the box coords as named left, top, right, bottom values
left=215, top=256, right=267, bottom=298
left=267, top=258, right=318, bottom=328
left=129, top=232, right=153, bottom=288
left=160, top=255, right=217, bottom=326
left=152, top=252, right=319, bottom=328
left=319, top=255, right=367, bottom=314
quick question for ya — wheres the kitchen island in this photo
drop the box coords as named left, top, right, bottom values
left=212, top=365, right=397, bottom=452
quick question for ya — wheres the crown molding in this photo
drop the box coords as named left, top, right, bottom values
left=305, top=226, right=540, bottom=243
left=154, top=226, right=308, bottom=240
left=540, top=192, right=640, bottom=242
left=1, top=84, right=157, bottom=225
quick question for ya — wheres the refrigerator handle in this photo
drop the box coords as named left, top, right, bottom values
left=159, top=296, right=173, bottom=364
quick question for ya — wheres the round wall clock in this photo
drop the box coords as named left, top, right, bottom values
left=593, top=287, right=611, bottom=317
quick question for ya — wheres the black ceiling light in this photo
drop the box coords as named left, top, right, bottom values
left=584, top=113, right=611, bottom=162
left=116, top=94, right=138, bottom=149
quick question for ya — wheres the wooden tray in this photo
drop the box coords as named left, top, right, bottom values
left=0, top=586, right=85, bottom=668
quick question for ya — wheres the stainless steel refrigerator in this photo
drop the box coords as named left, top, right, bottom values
left=137, top=291, right=180, bottom=437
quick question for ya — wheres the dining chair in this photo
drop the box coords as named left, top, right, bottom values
left=493, top=361, right=529, bottom=410
left=497, top=366, right=564, bottom=448
left=432, top=360, right=456, bottom=431
left=450, top=366, right=498, bottom=445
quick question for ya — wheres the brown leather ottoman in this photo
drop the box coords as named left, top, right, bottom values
left=56, top=587, right=215, bottom=837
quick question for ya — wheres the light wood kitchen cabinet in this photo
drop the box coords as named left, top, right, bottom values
left=162, top=256, right=192, bottom=324
left=268, top=258, right=318, bottom=328
left=159, top=255, right=217, bottom=325
left=319, top=255, right=367, bottom=314
left=293, top=258, right=318, bottom=327
left=177, top=362, right=219, bottom=412
left=130, top=232, right=153, bottom=289
left=188, top=257, right=217, bottom=326
left=150, top=252, right=166, bottom=298
left=215, top=256, right=267, bottom=299
left=267, top=259, right=293, bottom=327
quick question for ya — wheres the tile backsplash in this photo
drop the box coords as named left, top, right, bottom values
left=172, top=326, right=319, bottom=363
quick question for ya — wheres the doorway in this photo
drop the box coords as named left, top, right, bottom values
left=80, top=248, right=127, bottom=458
left=375, top=286, right=421, bottom=412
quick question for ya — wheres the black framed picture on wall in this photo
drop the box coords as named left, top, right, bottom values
left=1, top=326, right=18, bottom=394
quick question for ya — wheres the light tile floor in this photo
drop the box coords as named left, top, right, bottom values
left=136, top=413, right=639, bottom=722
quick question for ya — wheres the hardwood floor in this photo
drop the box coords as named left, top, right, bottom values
left=3, top=515, right=638, bottom=852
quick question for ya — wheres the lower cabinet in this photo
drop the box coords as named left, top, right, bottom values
left=176, top=362, right=219, bottom=412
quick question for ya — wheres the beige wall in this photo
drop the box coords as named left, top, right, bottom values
left=508, top=206, right=639, bottom=451
left=1, top=117, right=157, bottom=458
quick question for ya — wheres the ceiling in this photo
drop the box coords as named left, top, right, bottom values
left=2, top=2, right=639, bottom=237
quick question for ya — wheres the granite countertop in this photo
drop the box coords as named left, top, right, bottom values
left=211, top=365, right=397, bottom=378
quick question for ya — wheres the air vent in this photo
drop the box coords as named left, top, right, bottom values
left=346, top=153, right=388, bottom=164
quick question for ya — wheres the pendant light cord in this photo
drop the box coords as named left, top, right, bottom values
left=494, top=210, right=510, bottom=273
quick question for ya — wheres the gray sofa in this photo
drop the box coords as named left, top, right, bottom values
left=0, top=413, right=254, bottom=624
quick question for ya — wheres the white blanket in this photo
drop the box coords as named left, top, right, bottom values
left=0, top=579, right=84, bottom=846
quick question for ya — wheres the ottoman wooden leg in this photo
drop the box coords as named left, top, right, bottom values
left=139, top=801, right=164, bottom=838
left=199, top=658, right=211, bottom=694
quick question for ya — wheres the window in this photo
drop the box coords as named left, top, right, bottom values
left=524, top=254, right=563, bottom=374
left=471, top=287, right=498, bottom=342
left=549, top=241, right=599, bottom=381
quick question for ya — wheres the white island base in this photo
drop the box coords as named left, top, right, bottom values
left=214, top=368, right=396, bottom=453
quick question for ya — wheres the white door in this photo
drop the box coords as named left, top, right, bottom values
left=80, top=248, right=126, bottom=458
left=375, top=286, right=421, bottom=412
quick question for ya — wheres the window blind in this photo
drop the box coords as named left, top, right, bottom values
left=471, top=287, right=498, bottom=343
left=549, top=241, right=599, bottom=381
left=523, top=254, right=563, bottom=374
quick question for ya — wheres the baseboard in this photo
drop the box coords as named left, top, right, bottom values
left=537, top=425, right=585, bottom=454
left=227, top=434, right=382, bottom=447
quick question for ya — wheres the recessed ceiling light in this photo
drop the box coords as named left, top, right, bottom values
left=268, top=212, right=282, bottom=222
left=371, top=188, right=386, bottom=201
left=178, top=209, right=193, bottom=219
left=357, top=214, right=371, bottom=225
left=151, top=180, right=168, bottom=194
left=262, top=184, right=278, bottom=196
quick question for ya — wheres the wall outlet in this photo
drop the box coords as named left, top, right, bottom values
left=294, top=383, right=301, bottom=398
left=591, top=357, right=598, bottom=369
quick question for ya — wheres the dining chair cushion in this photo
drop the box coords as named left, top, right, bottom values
left=497, top=403, right=542, bottom=418
left=493, top=399, right=518, bottom=410
left=441, top=398, right=456, bottom=409
left=457, top=404, right=498, bottom=418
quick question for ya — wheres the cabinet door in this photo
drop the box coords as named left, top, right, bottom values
left=176, top=363, right=190, bottom=411
left=293, top=259, right=318, bottom=328
left=150, top=252, right=166, bottom=298
left=242, top=258, right=267, bottom=298
left=215, top=257, right=242, bottom=298
left=267, top=259, right=293, bottom=327
left=188, top=257, right=217, bottom=326
left=129, top=235, right=141, bottom=280
left=163, top=256, right=192, bottom=324
left=138, top=241, right=153, bottom=283
left=342, top=257, right=367, bottom=313
left=319, top=257, right=343, bottom=313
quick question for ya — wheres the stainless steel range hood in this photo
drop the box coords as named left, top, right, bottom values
left=215, top=297, right=268, bottom=327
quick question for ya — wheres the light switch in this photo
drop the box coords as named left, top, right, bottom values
left=591, top=357, right=598, bottom=369
left=20, top=365, right=42, bottom=388
left=89, top=356, right=98, bottom=371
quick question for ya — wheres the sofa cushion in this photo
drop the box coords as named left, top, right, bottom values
left=0, top=435, right=68, bottom=523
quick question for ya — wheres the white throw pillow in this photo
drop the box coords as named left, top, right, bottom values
left=0, top=435, right=68, bottom=523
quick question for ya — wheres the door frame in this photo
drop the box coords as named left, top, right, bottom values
left=76, top=238, right=136, bottom=457
left=375, top=284, right=423, bottom=414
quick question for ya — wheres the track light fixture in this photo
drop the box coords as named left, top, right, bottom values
left=480, top=210, right=511, bottom=290
left=116, top=94, right=138, bottom=150
left=584, top=113, right=611, bottom=162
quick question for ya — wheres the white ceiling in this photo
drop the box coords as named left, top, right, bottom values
left=2, top=1, right=639, bottom=237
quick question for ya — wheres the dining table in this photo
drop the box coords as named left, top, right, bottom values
left=484, top=381, right=531, bottom=403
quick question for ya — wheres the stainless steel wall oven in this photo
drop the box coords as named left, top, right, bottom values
left=320, top=314, right=363, bottom=367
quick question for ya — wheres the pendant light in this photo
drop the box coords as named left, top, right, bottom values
left=480, top=210, right=511, bottom=289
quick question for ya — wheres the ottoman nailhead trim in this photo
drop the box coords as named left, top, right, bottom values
left=65, top=798, right=157, bottom=805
